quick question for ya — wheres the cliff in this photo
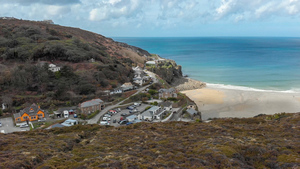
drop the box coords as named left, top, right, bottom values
left=0, top=113, right=299, bottom=168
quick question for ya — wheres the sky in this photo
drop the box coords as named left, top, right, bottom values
left=0, top=0, right=299, bottom=37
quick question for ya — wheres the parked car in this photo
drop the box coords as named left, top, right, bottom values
left=100, top=121, right=109, bottom=125
left=114, top=108, right=121, bottom=112
left=38, top=118, right=46, bottom=122
left=103, top=117, right=111, bottom=121
left=121, top=113, right=127, bottom=116
left=127, top=106, right=134, bottom=110
left=20, top=124, right=29, bottom=128
left=113, top=119, right=117, bottom=123
left=126, top=122, right=133, bottom=125
left=109, top=110, right=117, bottom=114
left=129, top=109, right=138, bottom=113
left=134, top=102, right=141, bottom=106
left=118, top=120, right=128, bottom=125
left=74, top=114, right=78, bottom=118
left=104, top=114, right=111, bottom=117
left=0, top=122, right=2, bottom=127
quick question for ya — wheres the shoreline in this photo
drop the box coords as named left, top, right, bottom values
left=175, top=77, right=300, bottom=120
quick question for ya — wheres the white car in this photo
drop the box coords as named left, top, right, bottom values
left=100, top=121, right=110, bottom=125
left=104, top=114, right=112, bottom=117
left=20, top=124, right=29, bottom=128
left=102, top=117, right=111, bottom=121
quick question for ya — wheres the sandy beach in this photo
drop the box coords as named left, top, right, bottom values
left=182, top=85, right=300, bottom=120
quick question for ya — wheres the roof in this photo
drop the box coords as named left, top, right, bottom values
left=127, top=115, right=137, bottom=120
left=148, top=106, right=160, bottom=112
left=159, top=88, right=176, bottom=93
left=14, top=103, right=43, bottom=118
left=121, top=82, right=133, bottom=87
left=186, top=108, right=198, bottom=116
left=80, top=99, right=103, bottom=108
left=159, top=101, right=172, bottom=107
left=146, top=61, right=156, bottom=65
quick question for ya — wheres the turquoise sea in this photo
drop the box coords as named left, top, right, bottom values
left=113, top=37, right=300, bottom=93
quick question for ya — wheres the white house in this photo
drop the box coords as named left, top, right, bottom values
left=159, top=101, right=173, bottom=111
left=48, top=64, right=60, bottom=72
left=139, top=106, right=163, bottom=121
left=121, top=82, right=134, bottom=91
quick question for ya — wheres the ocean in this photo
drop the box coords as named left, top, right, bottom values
left=113, top=37, right=300, bottom=93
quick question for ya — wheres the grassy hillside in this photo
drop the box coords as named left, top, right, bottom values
left=0, top=113, right=299, bottom=168
left=0, top=19, right=150, bottom=110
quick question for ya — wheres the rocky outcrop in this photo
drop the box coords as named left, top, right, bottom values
left=151, top=59, right=183, bottom=84
left=172, top=77, right=206, bottom=91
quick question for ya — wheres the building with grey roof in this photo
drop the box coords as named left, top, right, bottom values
left=79, top=98, right=104, bottom=114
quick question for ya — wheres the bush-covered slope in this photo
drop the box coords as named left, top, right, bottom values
left=0, top=113, right=299, bottom=168
left=0, top=19, right=150, bottom=107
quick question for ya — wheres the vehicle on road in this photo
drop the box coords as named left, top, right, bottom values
left=20, top=124, right=29, bottom=128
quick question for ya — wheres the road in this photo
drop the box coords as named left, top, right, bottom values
left=0, top=117, right=29, bottom=134
left=87, top=72, right=157, bottom=124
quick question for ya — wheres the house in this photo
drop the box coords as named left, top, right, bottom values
left=139, top=106, right=164, bottom=121
left=79, top=98, right=104, bottom=114
left=159, top=101, right=173, bottom=111
left=145, top=61, right=156, bottom=66
left=158, top=88, right=177, bottom=99
left=186, top=108, right=198, bottom=119
left=121, top=82, right=134, bottom=91
left=48, top=64, right=60, bottom=72
left=14, top=103, right=45, bottom=122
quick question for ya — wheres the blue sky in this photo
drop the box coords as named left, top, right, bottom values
left=0, top=0, right=299, bottom=37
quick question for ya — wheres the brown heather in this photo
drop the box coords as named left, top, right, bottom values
left=0, top=113, right=299, bottom=168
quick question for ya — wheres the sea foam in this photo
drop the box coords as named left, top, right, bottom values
left=207, top=83, right=300, bottom=94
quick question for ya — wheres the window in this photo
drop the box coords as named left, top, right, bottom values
left=17, top=118, right=21, bottom=121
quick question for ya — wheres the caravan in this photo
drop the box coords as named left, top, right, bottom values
left=63, top=110, right=69, bottom=118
